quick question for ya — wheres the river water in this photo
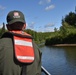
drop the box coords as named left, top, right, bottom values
left=40, top=46, right=76, bottom=75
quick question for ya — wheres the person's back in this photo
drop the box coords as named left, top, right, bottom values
left=0, top=10, right=42, bottom=75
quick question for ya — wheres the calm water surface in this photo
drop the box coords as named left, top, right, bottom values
left=40, top=46, right=76, bottom=75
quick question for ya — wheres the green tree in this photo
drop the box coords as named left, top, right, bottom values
left=64, top=12, right=76, bottom=26
left=0, top=23, right=5, bottom=37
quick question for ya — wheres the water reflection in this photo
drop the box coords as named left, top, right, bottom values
left=63, top=47, right=76, bottom=65
left=63, top=47, right=76, bottom=75
left=40, top=46, right=76, bottom=75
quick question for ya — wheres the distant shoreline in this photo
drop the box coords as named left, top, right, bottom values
left=52, top=44, right=76, bottom=46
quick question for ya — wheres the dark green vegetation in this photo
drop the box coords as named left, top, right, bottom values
left=45, top=10, right=76, bottom=45
left=0, top=23, right=6, bottom=37
left=0, top=8, right=76, bottom=45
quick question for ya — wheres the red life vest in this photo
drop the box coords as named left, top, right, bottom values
left=11, top=31, right=35, bottom=63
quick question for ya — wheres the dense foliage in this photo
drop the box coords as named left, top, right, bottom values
left=64, top=12, right=76, bottom=26
left=45, top=10, right=76, bottom=45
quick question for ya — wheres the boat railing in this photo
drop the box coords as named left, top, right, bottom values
left=41, top=66, right=51, bottom=75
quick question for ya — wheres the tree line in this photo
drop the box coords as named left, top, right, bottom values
left=0, top=8, right=76, bottom=45
left=0, top=23, right=53, bottom=44
left=45, top=10, right=76, bottom=45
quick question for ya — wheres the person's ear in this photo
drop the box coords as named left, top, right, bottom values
left=6, top=24, right=11, bottom=31
left=22, top=23, right=26, bottom=30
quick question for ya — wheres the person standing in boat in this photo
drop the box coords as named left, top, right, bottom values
left=0, top=10, right=42, bottom=75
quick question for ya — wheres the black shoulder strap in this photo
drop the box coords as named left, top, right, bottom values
left=1, top=32, right=33, bottom=39
left=21, top=66, right=26, bottom=75
left=1, top=32, right=13, bottom=38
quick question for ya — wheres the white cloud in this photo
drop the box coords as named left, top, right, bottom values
left=44, top=23, right=55, bottom=32
left=38, top=27, right=44, bottom=32
left=45, top=5, right=55, bottom=11
left=30, top=22, right=35, bottom=26
left=37, top=24, right=54, bottom=32
left=39, top=0, right=51, bottom=5
left=38, top=27, right=54, bottom=32
left=27, top=22, right=35, bottom=29
left=39, top=1, right=43, bottom=5
left=47, top=0, right=51, bottom=3
left=45, top=23, right=55, bottom=27
left=44, top=27, right=54, bottom=32
left=0, top=5, right=6, bottom=10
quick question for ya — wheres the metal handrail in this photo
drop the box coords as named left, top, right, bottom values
left=41, top=66, right=51, bottom=75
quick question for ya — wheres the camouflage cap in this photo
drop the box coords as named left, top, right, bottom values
left=7, top=10, right=25, bottom=24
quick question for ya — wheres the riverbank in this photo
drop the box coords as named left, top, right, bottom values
left=52, top=44, right=76, bottom=46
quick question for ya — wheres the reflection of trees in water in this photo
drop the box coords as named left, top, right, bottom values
left=63, top=46, right=76, bottom=67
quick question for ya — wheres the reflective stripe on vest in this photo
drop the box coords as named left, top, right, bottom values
left=13, top=33, right=34, bottom=63
left=15, top=39, right=32, bottom=47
